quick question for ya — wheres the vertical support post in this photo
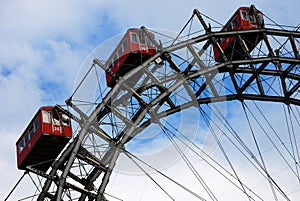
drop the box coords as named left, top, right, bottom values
left=140, top=26, right=162, bottom=50
left=290, top=35, right=300, bottom=59
left=193, top=9, right=228, bottom=63
left=237, top=34, right=265, bottom=95
left=55, top=123, right=91, bottom=200
left=193, top=9, right=210, bottom=32
left=249, top=5, right=264, bottom=28
left=37, top=142, right=76, bottom=200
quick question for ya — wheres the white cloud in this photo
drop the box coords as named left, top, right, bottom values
left=106, top=101, right=300, bottom=200
left=1, top=0, right=299, bottom=200
left=0, top=0, right=111, bottom=42
left=103, top=0, right=300, bottom=31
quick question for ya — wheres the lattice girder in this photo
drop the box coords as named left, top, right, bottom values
left=33, top=10, right=300, bottom=201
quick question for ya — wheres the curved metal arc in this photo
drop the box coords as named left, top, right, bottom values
left=52, top=25, right=300, bottom=200
left=97, top=33, right=299, bottom=200
left=123, top=24, right=299, bottom=198
left=51, top=52, right=163, bottom=200
left=93, top=32, right=300, bottom=154
left=93, top=28, right=300, bottom=105
left=96, top=105, right=150, bottom=199
left=128, top=93, right=300, bottom=145
left=55, top=87, right=120, bottom=199
left=96, top=69, right=195, bottom=199
left=162, top=28, right=300, bottom=54
left=113, top=58, right=297, bottom=104
left=185, top=57, right=299, bottom=80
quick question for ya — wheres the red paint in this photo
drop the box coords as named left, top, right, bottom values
left=16, top=106, right=72, bottom=171
left=213, top=7, right=264, bottom=61
left=105, top=28, right=157, bottom=87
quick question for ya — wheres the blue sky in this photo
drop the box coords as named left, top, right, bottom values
left=1, top=0, right=299, bottom=200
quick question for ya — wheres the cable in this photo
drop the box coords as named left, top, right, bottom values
left=284, top=104, right=300, bottom=181
left=199, top=106, right=253, bottom=201
left=159, top=122, right=218, bottom=201
left=250, top=101, right=300, bottom=177
left=200, top=11, right=223, bottom=27
left=206, top=102, right=292, bottom=200
left=241, top=101, right=279, bottom=201
left=171, top=13, right=195, bottom=46
left=4, top=172, right=27, bottom=201
left=125, top=152, right=175, bottom=201
left=161, top=118, right=264, bottom=201
left=124, top=150, right=207, bottom=201
left=70, top=63, right=96, bottom=99
left=287, top=105, right=300, bottom=171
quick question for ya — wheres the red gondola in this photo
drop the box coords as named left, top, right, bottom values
left=213, top=6, right=264, bottom=62
left=16, top=106, right=72, bottom=172
left=105, top=28, right=157, bottom=87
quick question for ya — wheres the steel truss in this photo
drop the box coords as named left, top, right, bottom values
left=14, top=7, right=300, bottom=201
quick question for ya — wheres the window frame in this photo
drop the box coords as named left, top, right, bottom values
left=42, top=110, right=51, bottom=123
left=131, top=33, right=138, bottom=43
left=139, top=32, right=146, bottom=45
left=19, top=139, right=25, bottom=153
left=232, top=17, right=239, bottom=28
left=249, top=15, right=255, bottom=22
left=227, top=24, right=232, bottom=31
left=118, top=47, right=123, bottom=57
left=123, top=38, right=128, bottom=50
left=241, top=10, right=249, bottom=21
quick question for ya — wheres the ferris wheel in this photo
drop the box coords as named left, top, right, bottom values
left=6, top=5, right=300, bottom=201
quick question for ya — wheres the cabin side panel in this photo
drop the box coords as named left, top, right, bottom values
left=106, top=28, right=157, bottom=87
left=16, top=106, right=72, bottom=171
left=17, top=110, right=44, bottom=169
left=213, top=7, right=264, bottom=62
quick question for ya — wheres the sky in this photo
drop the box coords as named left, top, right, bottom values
left=1, top=0, right=300, bottom=200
